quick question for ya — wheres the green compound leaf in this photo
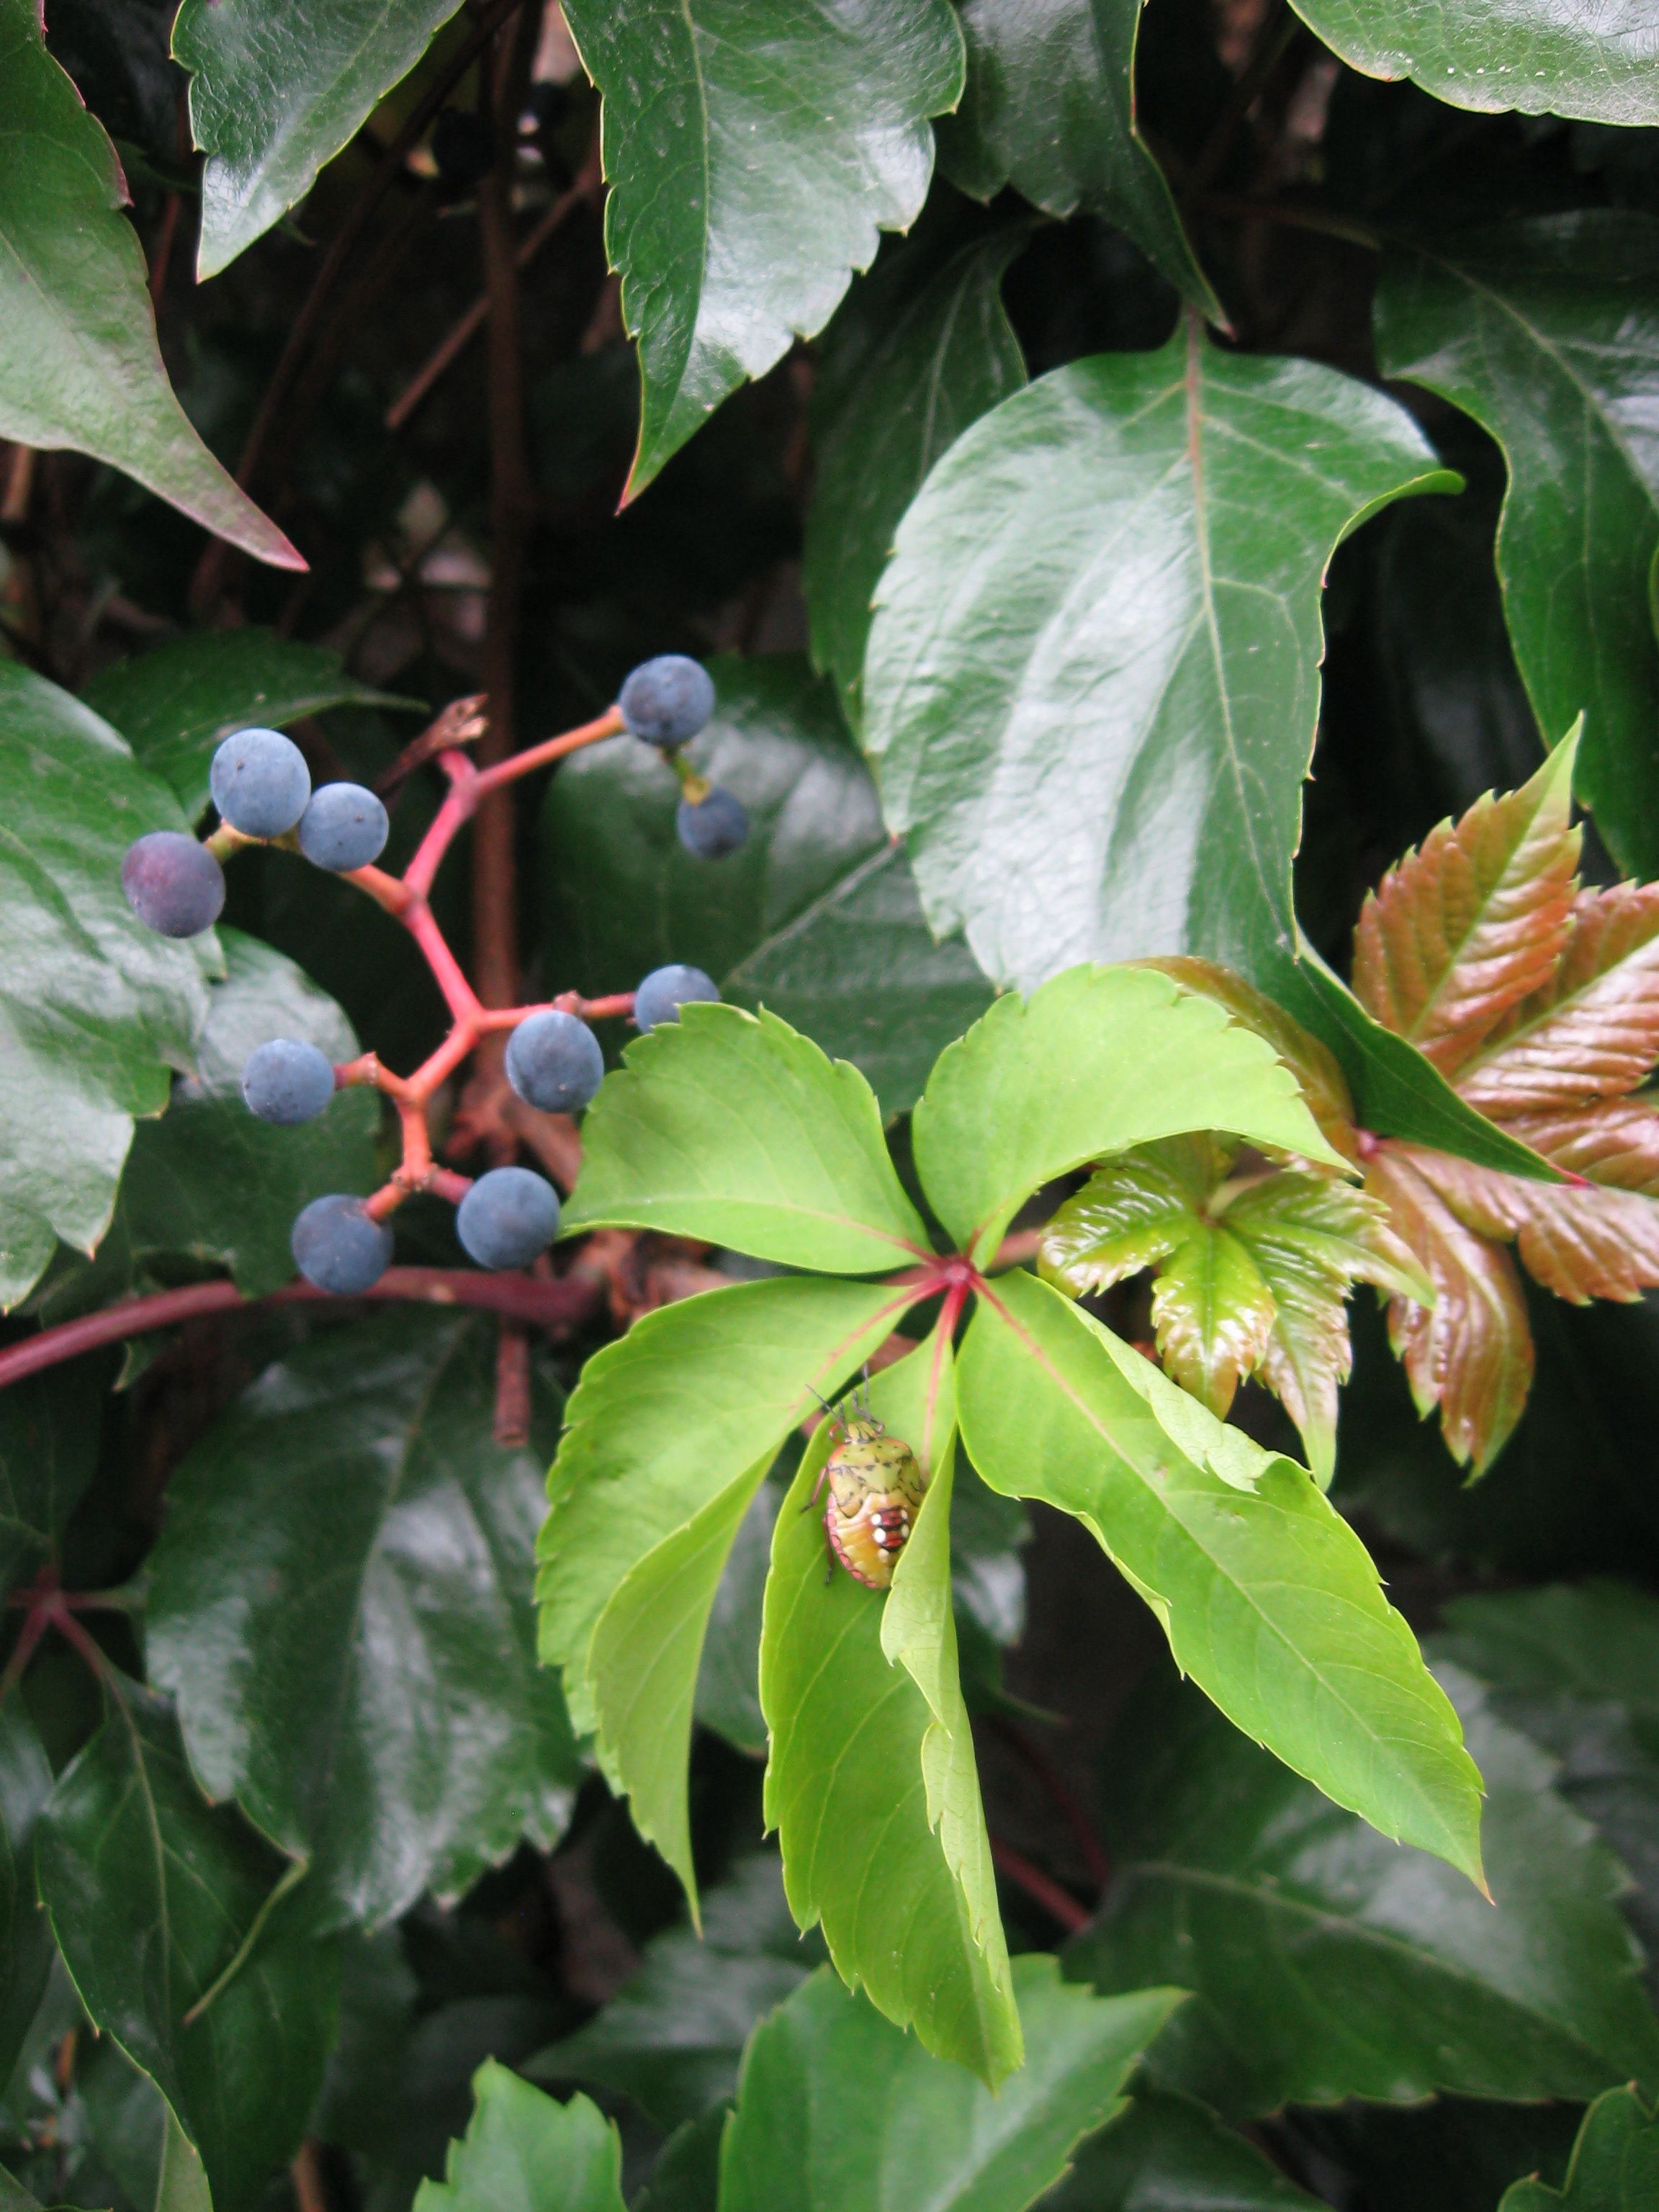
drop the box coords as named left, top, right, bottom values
left=1285, top=1, right=1659, bottom=126
left=804, top=229, right=1027, bottom=724
left=719, top=1957, right=1183, bottom=2212
left=539, top=1276, right=911, bottom=1736
left=1074, top=1664, right=1659, bottom=2116
left=147, top=1313, right=583, bottom=1931
left=565, top=1004, right=929, bottom=1272
left=541, top=656, right=992, bottom=1118
left=760, top=1335, right=1020, bottom=2086
left=913, top=966, right=1347, bottom=1267
left=562, top=0, right=965, bottom=495
left=1500, top=2087, right=1659, bottom=2211
left=0, top=665, right=212, bottom=1313
left=935, top=0, right=1219, bottom=318
left=530, top=1855, right=819, bottom=2133
left=1375, top=217, right=1659, bottom=881
left=1039, top=2089, right=1326, bottom=2211
left=0, top=0, right=298, bottom=566
left=958, top=1269, right=1485, bottom=1881
left=35, top=1677, right=339, bottom=2212
left=83, top=629, right=418, bottom=824
left=0, top=1364, right=102, bottom=1594
left=0, top=1707, right=55, bottom=2101
left=172, top=0, right=467, bottom=279
left=415, top=2061, right=624, bottom=2212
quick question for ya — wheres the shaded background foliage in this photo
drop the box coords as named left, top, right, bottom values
left=3, top=0, right=1659, bottom=2208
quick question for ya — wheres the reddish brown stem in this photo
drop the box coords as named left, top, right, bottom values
left=989, top=1837, right=1092, bottom=1933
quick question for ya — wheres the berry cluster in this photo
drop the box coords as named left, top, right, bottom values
left=120, top=658, right=729, bottom=1295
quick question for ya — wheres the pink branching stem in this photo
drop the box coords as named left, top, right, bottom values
left=988, top=1836, right=1092, bottom=1933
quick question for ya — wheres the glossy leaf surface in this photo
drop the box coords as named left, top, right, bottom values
left=35, top=1679, right=338, bottom=2212
left=565, top=1004, right=928, bottom=1272
left=1073, top=1665, right=1659, bottom=2116
left=914, top=966, right=1345, bottom=1264
left=1038, top=2088, right=1324, bottom=2209
left=1378, top=221, right=1659, bottom=878
left=415, top=2061, right=625, bottom=2212
left=804, top=230, right=1026, bottom=720
left=0, top=1365, right=102, bottom=1593
left=1499, top=2086, right=1659, bottom=2211
left=147, top=1313, right=583, bottom=1930
left=937, top=0, right=1218, bottom=315
left=719, top=1957, right=1182, bottom=2212
left=0, top=1709, right=55, bottom=2099
left=0, top=0, right=297, bottom=564
left=562, top=0, right=965, bottom=494
left=761, top=1339, right=1020, bottom=2085
left=82, top=629, right=414, bottom=824
left=958, top=1270, right=1485, bottom=1879
left=172, top=0, right=467, bottom=278
left=0, top=666, right=211, bottom=1312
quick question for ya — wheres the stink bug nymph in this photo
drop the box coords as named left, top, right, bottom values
left=807, top=1380, right=927, bottom=1590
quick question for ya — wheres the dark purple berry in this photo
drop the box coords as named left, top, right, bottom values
left=634, top=964, right=719, bottom=1033
left=618, top=655, right=715, bottom=748
left=456, top=1167, right=561, bottom=1270
left=676, top=786, right=748, bottom=860
left=121, top=832, right=225, bottom=939
left=242, top=1039, right=336, bottom=1125
left=210, top=727, right=310, bottom=838
left=505, top=1010, right=604, bottom=1114
left=291, top=1195, right=394, bottom=1295
left=297, top=784, right=389, bottom=872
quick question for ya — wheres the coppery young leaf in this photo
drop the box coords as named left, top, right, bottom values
left=1496, top=1099, right=1659, bottom=1190
left=1352, top=734, right=1580, bottom=1077
left=1148, top=1220, right=1278, bottom=1419
left=1138, top=956, right=1359, bottom=1156
left=1037, top=1136, right=1230, bottom=1298
left=1406, top=1143, right=1659, bottom=1306
left=1364, top=1146, right=1535, bottom=1475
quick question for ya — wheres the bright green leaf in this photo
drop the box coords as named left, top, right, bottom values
left=1038, top=2088, right=1325, bottom=2210
left=804, top=229, right=1027, bottom=722
left=1499, top=2087, right=1659, bottom=2211
left=1039, top=1139, right=1218, bottom=1298
left=564, top=1004, right=928, bottom=1272
left=696, top=1482, right=781, bottom=1758
left=0, top=1708, right=55, bottom=2100
left=541, top=660, right=993, bottom=1122
left=1146, top=1219, right=1277, bottom=1420
left=146, top=1313, right=583, bottom=1930
left=35, top=1677, right=338, bottom=2212
left=0, top=0, right=298, bottom=565
left=1375, top=216, right=1659, bottom=880
left=530, top=1855, right=819, bottom=2132
left=172, top=0, right=467, bottom=279
left=1285, top=1, right=1659, bottom=125
left=1073, top=1664, right=1659, bottom=2116
left=935, top=0, right=1219, bottom=317
left=958, top=1269, right=1485, bottom=1879
left=760, top=1336, right=1020, bottom=2085
left=913, top=966, right=1347, bottom=1265
left=539, top=1275, right=913, bottom=1735
left=82, top=629, right=418, bottom=824
left=719, top=1956, right=1182, bottom=2212
left=0, top=665, right=211, bottom=1312
left=561, top=0, right=965, bottom=494
left=414, top=2060, right=624, bottom=2212
left=0, top=1364, right=102, bottom=1593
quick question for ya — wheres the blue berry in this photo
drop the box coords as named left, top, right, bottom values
left=619, top=655, right=715, bottom=748
left=210, top=727, right=311, bottom=838
left=291, top=1195, right=394, bottom=1294
left=505, top=1010, right=604, bottom=1114
left=456, top=1167, right=561, bottom=1270
left=634, top=963, right=719, bottom=1033
left=242, top=1038, right=336, bottom=1125
left=297, top=783, right=390, bottom=871
left=121, top=832, right=225, bottom=938
left=676, top=786, right=749, bottom=860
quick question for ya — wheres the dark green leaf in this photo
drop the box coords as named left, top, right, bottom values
left=633, top=2108, right=725, bottom=2212
left=913, top=966, right=1346, bottom=1266
left=1375, top=217, right=1659, bottom=880
left=564, top=1004, right=930, bottom=1272
left=1285, top=2, right=1659, bottom=125
left=1071, top=1664, right=1659, bottom=2116
left=82, top=630, right=418, bottom=823
left=720, top=1956, right=1182, bottom=2212
left=171, top=0, right=467, bottom=278
left=958, top=1269, right=1485, bottom=1879
left=695, top=1482, right=780, bottom=1757
left=146, top=1312, right=583, bottom=1930
left=530, top=1856, right=818, bottom=2131
left=761, top=1332, right=1021, bottom=2085
left=1500, top=2086, right=1659, bottom=2211
left=560, top=0, right=965, bottom=493
left=541, top=656, right=992, bottom=1118
left=804, top=231, right=1027, bottom=721
left=35, top=1677, right=338, bottom=2212
left=0, top=0, right=297, bottom=563
left=935, top=0, right=1219, bottom=316
left=1036, top=2089, right=1324, bottom=2209
left=0, top=1709, right=55, bottom=2100
left=413, top=2060, right=625, bottom=2212
left=0, top=1367, right=102, bottom=1593
left=0, top=665, right=211, bottom=1312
